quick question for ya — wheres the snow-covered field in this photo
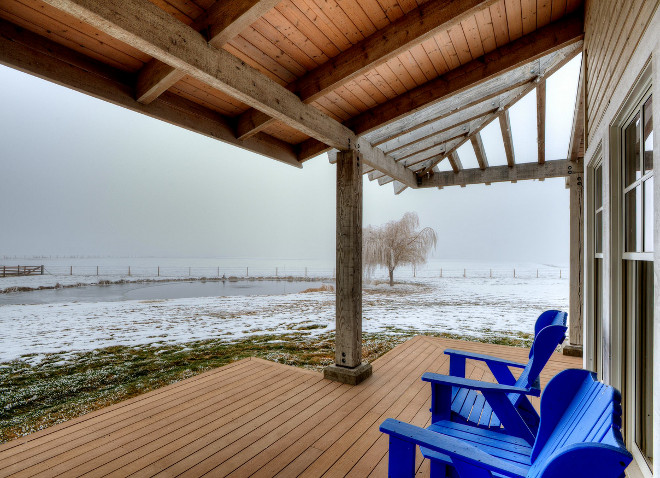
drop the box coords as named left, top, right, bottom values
left=0, top=274, right=568, bottom=365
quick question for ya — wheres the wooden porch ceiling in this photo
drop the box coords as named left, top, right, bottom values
left=0, top=0, right=584, bottom=190
left=0, top=336, right=582, bottom=477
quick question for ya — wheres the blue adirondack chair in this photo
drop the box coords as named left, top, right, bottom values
left=380, top=369, right=632, bottom=478
left=434, top=310, right=567, bottom=443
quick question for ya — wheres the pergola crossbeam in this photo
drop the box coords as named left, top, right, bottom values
left=537, top=80, right=546, bottom=164
left=418, top=159, right=582, bottom=188
left=499, top=110, right=516, bottom=167
left=448, top=151, right=463, bottom=173
left=471, top=133, right=488, bottom=170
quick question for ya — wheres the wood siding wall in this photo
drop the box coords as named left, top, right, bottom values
left=584, top=0, right=658, bottom=146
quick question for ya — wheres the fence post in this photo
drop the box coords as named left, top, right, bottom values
left=276, top=267, right=278, bottom=277
left=218, top=266, right=220, bottom=277
left=158, top=266, right=160, bottom=277
left=560, top=269, right=562, bottom=279
left=513, top=268, right=516, bottom=278
left=537, top=269, right=539, bottom=278
left=305, top=267, right=308, bottom=277
left=70, top=265, right=73, bottom=276
left=3, top=265, right=5, bottom=277
left=189, top=267, right=191, bottom=276
left=97, top=266, right=99, bottom=276
left=128, top=266, right=131, bottom=276
left=246, top=267, right=249, bottom=277
left=440, top=268, right=442, bottom=278
left=41, top=265, right=44, bottom=275
left=463, top=268, right=466, bottom=278
left=490, top=269, right=492, bottom=278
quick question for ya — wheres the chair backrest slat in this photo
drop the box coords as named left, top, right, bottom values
left=528, top=370, right=631, bottom=477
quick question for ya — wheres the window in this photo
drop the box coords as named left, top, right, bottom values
left=593, top=161, right=603, bottom=375
left=621, top=91, right=653, bottom=467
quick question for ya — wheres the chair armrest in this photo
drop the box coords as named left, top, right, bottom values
left=445, top=349, right=527, bottom=368
left=379, top=419, right=527, bottom=478
left=422, top=373, right=541, bottom=397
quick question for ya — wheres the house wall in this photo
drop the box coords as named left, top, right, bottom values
left=582, top=1, right=659, bottom=476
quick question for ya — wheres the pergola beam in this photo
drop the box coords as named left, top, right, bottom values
left=448, top=151, right=463, bottom=173
left=471, top=133, right=488, bottom=170
left=236, top=0, right=499, bottom=139
left=418, top=159, right=582, bottom=188
left=0, top=19, right=300, bottom=167
left=499, top=110, right=516, bottom=167
left=537, top=80, right=546, bottom=164
left=297, top=11, right=584, bottom=161
left=41, top=0, right=416, bottom=186
left=136, top=0, right=280, bottom=104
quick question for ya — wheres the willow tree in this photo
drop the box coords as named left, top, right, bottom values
left=363, top=212, right=437, bottom=286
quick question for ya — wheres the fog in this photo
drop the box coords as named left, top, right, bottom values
left=0, top=56, right=581, bottom=265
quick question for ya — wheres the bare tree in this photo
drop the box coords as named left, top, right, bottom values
left=363, top=212, right=437, bottom=286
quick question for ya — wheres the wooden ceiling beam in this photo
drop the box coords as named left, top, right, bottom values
left=418, top=159, right=582, bottom=188
left=136, top=0, right=280, bottom=104
left=236, top=0, right=499, bottom=139
left=41, top=0, right=416, bottom=186
left=0, top=19, right=300, bottom=167
left=298, top=11, right=584, bottom=161
left=471, top=133, right=488, bottom=170
left=498, top=110, right=516, bottom=167
left=537, top=79, right=546, bottom=164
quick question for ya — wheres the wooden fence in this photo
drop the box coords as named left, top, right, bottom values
left=1, top=265, right=44, bottom=277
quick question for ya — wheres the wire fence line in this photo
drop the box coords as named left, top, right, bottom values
left=28, top=265, right=567, bottom=280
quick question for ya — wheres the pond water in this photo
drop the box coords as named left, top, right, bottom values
left=0, top=280, right=328, bottom=305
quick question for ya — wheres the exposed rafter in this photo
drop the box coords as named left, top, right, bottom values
left=136, top=0, right=281, bottom=104
left=40, top=0, right=417, bottom=187
left=235, top=0, right=499, bottom=139
left=499, top=110, right=516, bottom=167
left=471, top=133, right=488, bottom=170
left=418, top=160, right=583, bottom=188
left=0, top=19, right=300, bottom=167
left=298, top=11, right=584, bottom=161
left=537, top=80, right=546, bottom=164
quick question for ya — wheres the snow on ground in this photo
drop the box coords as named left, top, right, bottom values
left=0, top=276, right=567, bottom=364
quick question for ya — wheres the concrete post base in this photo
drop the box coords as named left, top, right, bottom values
left=562, top=343, right=583, bottom=357
left=324, top=362, right=372, bottom=385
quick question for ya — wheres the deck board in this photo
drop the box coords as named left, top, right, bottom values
left=0, top=336, right=581, bottom=477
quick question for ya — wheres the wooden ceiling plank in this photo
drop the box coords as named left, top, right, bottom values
left=436, top=29, right=462, bottom=70
left=0, top=18, right=300, bottom=166
left=489, top=0, right=510, bottom=47
left=520, top=0, right=536, bottom=36
left=420, top=37, right=449, bottom=76
left=550, top=0, right=566, bottom=22
left=447, top=22, right=474, bottom=64
left=470, top=132, right=489, bottom=169
left=461, top=15, right=485, bottom=59
left=251, top=18, right=318, bottom=71
left=498, top=109, right=515, bottom=166
left=235, top=0, right=499, bottom=139
left=537, top=0, right=552, bottom=28
left=448, top=151, right=463, bottom=172
left=135, top=0, right=282, bottom=104
left=298, top=12, right=583, bottom=161
left=474, top=7, right=497, bottom=54
left=537, top=79, right=546, bottom=164
left=504, top=0, right=522, bottom=41
left=419, top=159, right=582, bottom=188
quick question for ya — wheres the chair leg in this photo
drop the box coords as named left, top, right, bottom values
left=430, top=460, right=449, bottom=478
left=388, top=436, right=416, bottom=477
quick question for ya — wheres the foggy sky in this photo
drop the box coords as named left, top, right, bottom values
left=0, top=56, right=581, bottom=265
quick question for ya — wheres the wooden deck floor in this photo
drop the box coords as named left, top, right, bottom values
left=0, top=336, right=581, bottom=477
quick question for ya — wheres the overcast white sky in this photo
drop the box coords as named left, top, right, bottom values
left=0, top=55, right=581, bottom=265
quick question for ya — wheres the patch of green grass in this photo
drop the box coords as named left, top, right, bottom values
left=0, top=328, right=533, bottom=444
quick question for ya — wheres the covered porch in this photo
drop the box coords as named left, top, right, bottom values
left=0, top=336, right=581, bottom=477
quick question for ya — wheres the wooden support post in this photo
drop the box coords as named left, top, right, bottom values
left=564, top=173, right=584, bottom=356
left=324, top=149, right=372, bottom=385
